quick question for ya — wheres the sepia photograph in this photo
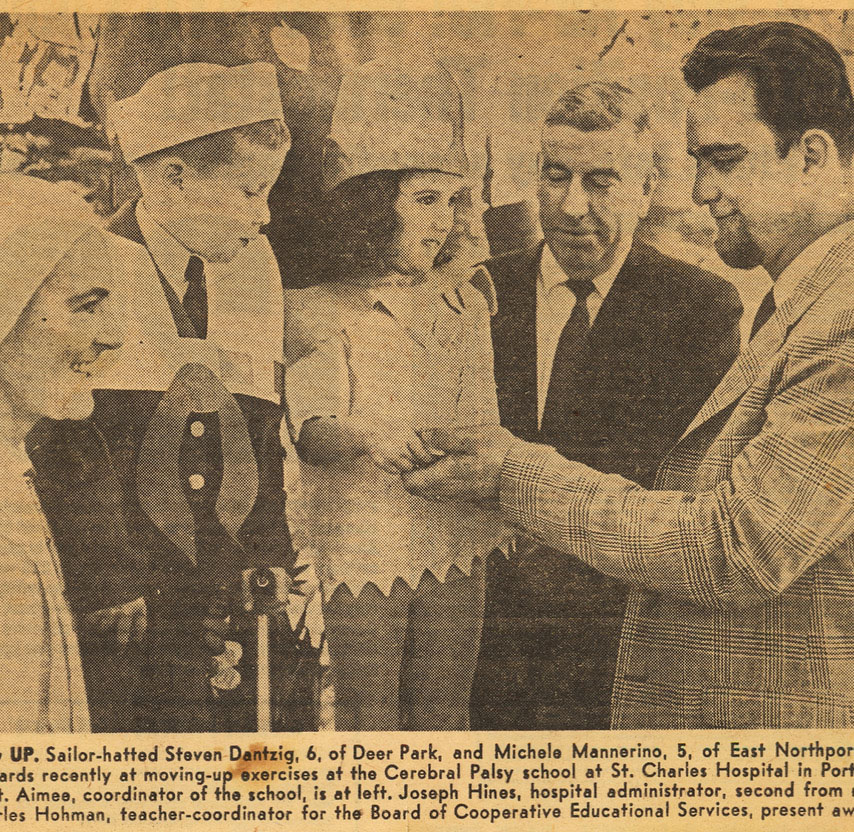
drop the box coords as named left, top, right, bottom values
left=0, top=5, right=853, bottom=828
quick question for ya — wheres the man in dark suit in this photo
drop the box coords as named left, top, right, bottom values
left=471, top=81, right=743, bottom=730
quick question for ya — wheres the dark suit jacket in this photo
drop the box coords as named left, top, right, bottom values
left=471, top=240, right=743, bottom=730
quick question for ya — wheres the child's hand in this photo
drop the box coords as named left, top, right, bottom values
left=366, top=426, right=438, bottom=474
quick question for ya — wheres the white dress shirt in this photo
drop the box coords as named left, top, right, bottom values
left=136, top=200, right=205, bottom=298
left=536, top=242, right=629, bottom=424
left=128, top=201, right=285, bottom=403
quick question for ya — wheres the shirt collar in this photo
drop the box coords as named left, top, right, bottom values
left=136, top=200, right=203, bottom=289
left=773, top=219, right=854, bottom=308
left=540, top=240, right=628, bottom=299
left=0, top=438, right=32, bottom=480
left=369, top=267, right=497, bottom=321
left=369, top=283, right=412, bottom=314
left=369, top=282, right=437, bottom=336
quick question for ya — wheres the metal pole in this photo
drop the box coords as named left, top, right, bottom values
left=257, top=613, right=271, bottom=732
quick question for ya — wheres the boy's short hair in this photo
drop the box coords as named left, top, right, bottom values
left=134, top=118, right=289, bottom=171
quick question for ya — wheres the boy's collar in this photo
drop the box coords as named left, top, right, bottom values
left=136, top=200, right=203, bottom=290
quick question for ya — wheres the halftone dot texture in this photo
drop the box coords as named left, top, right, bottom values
left=0, top=173, right=98, bottom=342
left=323, top=58, right=468, bottom=190
left=107, top=62, right=285, bottom=162
left=323, top=561, right=485, bottom=731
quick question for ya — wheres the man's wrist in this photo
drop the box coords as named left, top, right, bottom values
left=495, top=440, right=521, bottom=505
left=498, top=440, right=550, bottom=519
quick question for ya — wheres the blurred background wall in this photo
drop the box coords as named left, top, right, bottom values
left=3, top=10, right=851, bottom=316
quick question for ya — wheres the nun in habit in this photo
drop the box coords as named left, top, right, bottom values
left=0, top=174, right=142, bottom=731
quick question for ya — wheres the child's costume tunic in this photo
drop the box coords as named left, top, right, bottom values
left=285, top=275, right=505, bottom=596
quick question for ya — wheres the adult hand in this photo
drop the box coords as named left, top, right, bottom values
left=402, top=424, right=517, bottom=502
left=366, top=425, right=440, bottom=474
left=83, top=597, right=147, bottom=647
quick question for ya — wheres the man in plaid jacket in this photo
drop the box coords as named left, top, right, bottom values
left=404, top=21, right=854, bottom=729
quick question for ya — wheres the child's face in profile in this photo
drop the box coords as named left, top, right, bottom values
left=388, top=171, right=463, bottom=277
left=154, top=136, right=288, bottom=264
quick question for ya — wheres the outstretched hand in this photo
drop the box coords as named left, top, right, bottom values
left=401, top=424, right=517, bottom=503
left=367, top=425, right=440, bottom=474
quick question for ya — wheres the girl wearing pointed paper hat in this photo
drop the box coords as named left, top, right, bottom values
left=285, top=57, right=504, bottom=730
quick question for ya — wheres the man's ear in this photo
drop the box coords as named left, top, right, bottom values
left=801, top=129, right=836, bottom=174
left=638, top=165, right=659, bottom=218
left=643, top=165, right=660, bottom=197
left=159, top=156, right=186, bottom=190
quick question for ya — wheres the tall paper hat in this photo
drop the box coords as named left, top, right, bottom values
left=323, top=58, right=468, bottom=190
left=108, top=62, right=286, bottom=162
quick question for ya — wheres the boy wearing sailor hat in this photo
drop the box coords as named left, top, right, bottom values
left=30, top=62, right=322, bottom=732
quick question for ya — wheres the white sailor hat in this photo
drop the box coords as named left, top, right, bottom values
left=108, top=62, right=285, bottom=162
left=323, top=58, right=468, bottom=190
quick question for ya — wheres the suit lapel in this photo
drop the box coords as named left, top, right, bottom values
left=491, top=242, right=655, bottom=438
left=682, top=228, right=854, bottom=438
left=587, top=247, right=645, bottom=342
left=490, top=243, right=541, bottom=438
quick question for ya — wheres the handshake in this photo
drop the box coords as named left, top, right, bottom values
left=368, top=423, right=519, bottom=503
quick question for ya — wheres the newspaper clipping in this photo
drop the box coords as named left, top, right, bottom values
left=0, top=6, right=853, bottom=831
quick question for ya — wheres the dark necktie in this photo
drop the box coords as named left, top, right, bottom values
left=540, top=279, right=596, bottom=437
left=183, top=255, right=208, bottom=338
left=750, top=287, right=776, bottom=340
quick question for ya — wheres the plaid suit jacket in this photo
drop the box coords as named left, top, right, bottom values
left=500, top=225, right=854, bottom=729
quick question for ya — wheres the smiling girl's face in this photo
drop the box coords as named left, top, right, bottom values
left=387, top=171, right=463, bottom=278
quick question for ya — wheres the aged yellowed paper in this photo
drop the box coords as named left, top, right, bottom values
left=0, top=4, right=852, bottom=831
